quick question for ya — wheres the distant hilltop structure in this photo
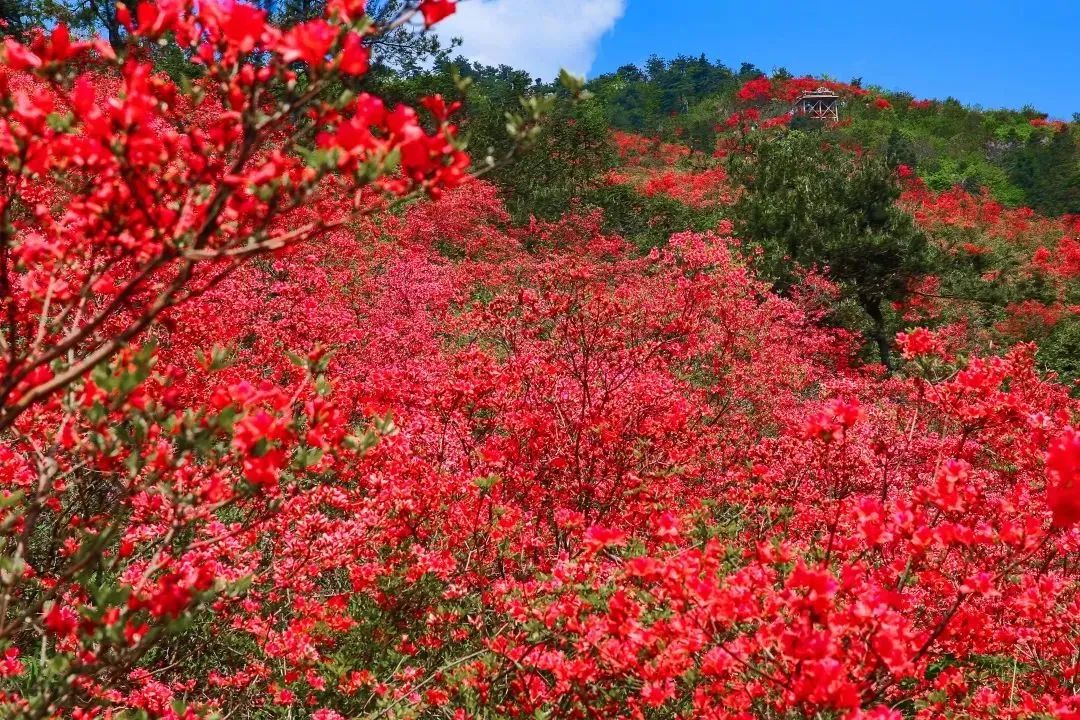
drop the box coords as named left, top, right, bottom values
left=793, top=87, right=841, bottom=121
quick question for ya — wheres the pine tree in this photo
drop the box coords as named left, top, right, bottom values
left=731, top=130, right=929, bottom=369
left=0, top=0, right=30, bottom=37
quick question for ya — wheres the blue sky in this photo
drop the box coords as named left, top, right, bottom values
left=438, top=0, right=1080, bottom=119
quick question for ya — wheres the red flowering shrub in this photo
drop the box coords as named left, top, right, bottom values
left=1047, top=426, right=1080, bottom=528
left=894, top=171, right=1080, bottom=365
left=897, top=326, right=945, bottom=359
left=636, top=167, right=732, bottom=207
left=736, top=75, right=773, bottom=102
left=735, top=75, right=868, bottom=107
left=611, top=130, right=691, bottom=167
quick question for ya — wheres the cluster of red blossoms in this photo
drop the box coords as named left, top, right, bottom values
left=735, top=74, right=870, bottom=105
left=720, top=74, right=895, bottom=144
left=893, top=172, right=1080, bottom=346
left=2, top=8, right=1080, bottom=720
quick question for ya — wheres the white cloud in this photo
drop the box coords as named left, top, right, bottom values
left=433, top=0, right=626, bottom=81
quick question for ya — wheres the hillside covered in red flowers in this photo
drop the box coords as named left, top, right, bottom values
left=1, top=2, right=1080, bottom=719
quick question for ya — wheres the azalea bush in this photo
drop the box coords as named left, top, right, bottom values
left=1, top=4, right=1080, bottom=720
left=0, top=0, right=473, bottom=715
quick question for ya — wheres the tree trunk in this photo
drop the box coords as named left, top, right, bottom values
left=860, top=295, right=894, bottom=373
left=91, top=0, right=123, bottom=51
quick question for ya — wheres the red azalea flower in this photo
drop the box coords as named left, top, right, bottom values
left=1047, top=426, right=1080, bottom=528
left=419, top=0, right=456, bottom=26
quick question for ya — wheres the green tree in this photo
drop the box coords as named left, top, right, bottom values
left=34, top=0, right=123, bottom=47
left=731, top=130, right=929, bottom=370
left=885, top=127, right=918, bottom=169
left=492, top=92, right=614, bottom=222
left=0, top=0, right=31, bottom=37
left=1039, top=313, right=1080, bottom=389
left=1007, top=128, right=1080, bottom=215
left=379, top=59, right=609, bottom=222
left=595, top=64, right=653, bottom=131
left=584, top=184, right=723, bottom=253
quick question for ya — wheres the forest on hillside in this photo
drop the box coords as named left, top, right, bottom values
left=1, top=1, right=1080, bottom=719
